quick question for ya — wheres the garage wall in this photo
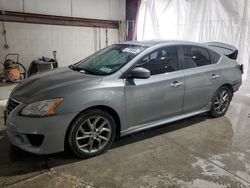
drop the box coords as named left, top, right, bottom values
left=0, top=22, right=118, bottom=67
left=0, top=0, right=125, bottom=20
left=0, top=0, right=125, bottom=68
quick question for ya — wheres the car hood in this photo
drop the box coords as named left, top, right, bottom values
left=11, top=67, right=102, bottom=103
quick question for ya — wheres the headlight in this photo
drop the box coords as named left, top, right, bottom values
left=21, top=98, right=63, bottom=117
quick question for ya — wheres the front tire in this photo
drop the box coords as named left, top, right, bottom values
left=67, top=109, right=116, bottom=158
left=210, top=86, right=232, bottom=117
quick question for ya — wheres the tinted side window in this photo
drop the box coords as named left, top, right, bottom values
left=182, top=46, right=211, bottom=69
left=208, top=49, right=221, bottom=64
left=137, top=47, right=179, bottom=75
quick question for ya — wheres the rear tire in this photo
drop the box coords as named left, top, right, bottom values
left=210, top=86, right=232, bottom=117
left=67, top=109, right=116, bottom=158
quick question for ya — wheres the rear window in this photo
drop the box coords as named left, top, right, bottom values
left=208, top=50, right=221, bottom=64
left=182, top=46, right=211, bottom=69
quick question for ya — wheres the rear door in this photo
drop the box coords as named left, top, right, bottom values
left=125, top=46, right=185, bottom=127
left=180, top=45, right=221, bottom=113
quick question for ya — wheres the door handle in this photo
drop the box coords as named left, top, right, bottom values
left=210, top=74, right=220, bottom=79
left=169, top=81, right=183, bottom=88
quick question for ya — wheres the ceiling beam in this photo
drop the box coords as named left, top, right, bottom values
left=0, top=11, right=119, bottom=29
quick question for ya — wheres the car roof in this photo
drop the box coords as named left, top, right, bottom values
left=119, top=40, right=203, bottom=47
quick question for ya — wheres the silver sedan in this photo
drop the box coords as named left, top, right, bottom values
left=5, top=40, right=243, bottom=158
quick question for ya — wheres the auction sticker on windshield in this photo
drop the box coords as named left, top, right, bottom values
left=99, top=67, right=112, bottom=73
left=122, top=48, right=142, bottom=54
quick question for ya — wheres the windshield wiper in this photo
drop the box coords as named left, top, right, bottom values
left=69, top=65, right=78, bottom=70
left=70, top=66, right=100, bottom=75
left=69, top=65, right=106, bottom=75
left=69, top=65, right=85, bottom=72
left=80, top=68, right=96, bottom=75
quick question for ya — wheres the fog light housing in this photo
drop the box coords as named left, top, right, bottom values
left=26, top=134, right=44, bottom=147
left=14, top=135, right=24, bottom=144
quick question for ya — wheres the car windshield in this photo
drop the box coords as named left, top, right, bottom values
left=70, top=44, right=147, bottom=75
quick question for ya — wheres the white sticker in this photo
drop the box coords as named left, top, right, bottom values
left=99, top=67, right=112, bottom=73
left=122, top=48, right=141, bottom=54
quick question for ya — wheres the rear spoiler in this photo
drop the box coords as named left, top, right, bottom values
left=205, top=42, right=238, bottom=60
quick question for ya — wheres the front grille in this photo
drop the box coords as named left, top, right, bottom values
left=6, top=98, right=20, bottom=114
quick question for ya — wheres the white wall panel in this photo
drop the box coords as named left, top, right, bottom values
left=0, top=0, right=125, bottom=20
left=72, top=0, right=110, bottom=19
left=0, top=22, right=118, bottom=68
left=0, top=0, right=23, bottom=12
left=72, top=0, right=125, bottom=20
left=109, top=0, right=125, bottom=20
left=23, top=0, right=71, bottom=16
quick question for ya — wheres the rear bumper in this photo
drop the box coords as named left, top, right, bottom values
left=232, top=79, right=242, bottom=92
left=5, top=104, right=78, bottom=155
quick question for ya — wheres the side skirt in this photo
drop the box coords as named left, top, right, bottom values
left=120, top=109, right=209, bottom=137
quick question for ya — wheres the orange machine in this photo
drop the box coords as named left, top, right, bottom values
left=4, top=66, right=21, bottom=81
left=1, top=54, right=26, bottom=82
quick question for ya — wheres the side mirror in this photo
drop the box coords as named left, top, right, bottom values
left=129, top=67, right=150, bottom=79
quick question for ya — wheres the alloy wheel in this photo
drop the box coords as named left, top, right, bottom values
left=214, top=89, right=230, bottom=114
left=75, top=116, right=112, bottom=153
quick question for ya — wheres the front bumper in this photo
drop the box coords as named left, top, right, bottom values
left=5, top=101, right=78, bottom=155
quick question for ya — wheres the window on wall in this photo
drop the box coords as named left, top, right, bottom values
left=182, top=46, right=211, bottom=69
left=137, top=47, right=179, bottom=75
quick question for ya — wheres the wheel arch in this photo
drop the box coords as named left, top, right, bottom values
left=219, top=83, right=234, bottom=99
left=221, top=83, right=233, bottom=91
left=64, top=105, right=121, bottom=149
left=210, top=83, right=233, bottom=117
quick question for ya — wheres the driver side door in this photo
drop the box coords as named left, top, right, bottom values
left=125, top=46, right=185, bottom=128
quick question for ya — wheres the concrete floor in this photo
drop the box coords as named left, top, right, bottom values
left=0, top=83, right=249, bottom=188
